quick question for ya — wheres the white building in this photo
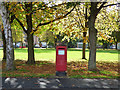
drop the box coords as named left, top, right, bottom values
left=117, top=43, right=120, bottom=50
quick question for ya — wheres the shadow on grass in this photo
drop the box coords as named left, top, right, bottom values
left=118, top=50, right=120, bottom=54
left=67, top=48, right=89, bottom=52
left=14, top=59, right=53, bottom=66
left=1, top=48, right=118, bottom=54
left=67, top=48, right=118, bottom=54
left=96, top=49, right=118, bottom=54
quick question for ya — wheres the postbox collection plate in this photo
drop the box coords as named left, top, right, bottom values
left=58, top=50, right=65, bottom=55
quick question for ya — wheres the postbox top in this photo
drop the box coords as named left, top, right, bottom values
left=56, top=46, right=67, bottom=49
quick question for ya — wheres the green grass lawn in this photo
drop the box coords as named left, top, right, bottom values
left=1, top=48, right=119, bottom=78
left=0, top=48, right=118, bottom=62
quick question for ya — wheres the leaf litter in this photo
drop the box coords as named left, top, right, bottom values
left=2, top=60, right=119, bottom=78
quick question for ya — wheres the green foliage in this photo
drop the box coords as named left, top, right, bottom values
left=11, top=21, right=24, bottom=43
left=8, top=2, right=76, bottom=33
left=111, top=31, right=120, bottom=42
left=39, top=30, right=54, bottom=45
left=66, top=2, right=79, bottom=9
left=96, top=7, right=118, bottom=42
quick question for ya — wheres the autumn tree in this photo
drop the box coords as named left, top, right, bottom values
left=95, top=6, right=119, bottom=49
left=51, top=3, right=90, bottom=59
left=0, top=2, right=15, bottom=70
left=111, top=31, right=120, bottom=49
left=8, top=2, right=76, bottom=64
left=50, top=17, right=81, bottom=46
left=87, top=2, right=119, bottom=70
left=70, top=3, right=89, bottom=59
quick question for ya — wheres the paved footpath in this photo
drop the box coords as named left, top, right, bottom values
left=0, top=77, right=120, bottom=90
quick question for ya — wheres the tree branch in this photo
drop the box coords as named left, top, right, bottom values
left=34, top=5, right=76, bottom=32
left=14, top=16, right=27, bottom=33
left=9, top=2, right=19, bottom=14
left=97, top=2, right=119, bottom=15
left=75, top=6, right=85, bottom=29
left=98, top=2, right=107, bottom=12
left=72, top=16, right=80, bottom=27
left=31, top=2, right=66, bottom=15
left=103, top=3, right=120, bottom=7
left=10, top=14, right=15, bottom=24
left=20, top=2, right=26, bottom=11
left=31, top=2, right=51, bottom=14
left=74, top=6, right=80, bottom=23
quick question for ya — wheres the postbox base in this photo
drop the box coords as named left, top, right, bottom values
left=56, top=71, right=67, bottom=76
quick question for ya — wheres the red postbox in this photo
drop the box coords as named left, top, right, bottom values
left=56, top=46, right=67, bottom=74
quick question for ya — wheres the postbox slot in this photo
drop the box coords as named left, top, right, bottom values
left=58, top=48, right=64, bottom=49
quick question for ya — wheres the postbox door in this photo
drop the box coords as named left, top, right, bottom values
left=56, top=46, right=67, bottom=71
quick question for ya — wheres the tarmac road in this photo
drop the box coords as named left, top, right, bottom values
left=1, top=77, right=120, bottom=90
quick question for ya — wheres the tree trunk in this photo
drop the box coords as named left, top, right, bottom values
left=0, top=2, right=15, bottom=70
left=25, top=2, right=35, bottom=64
left=21, top=31, right=23, bottom=48
left=102, top=40, right=105, bottom=50
left=115, top=42, right=117, bottom=50
left=82, top=32, right=87, bottom=59
left=26, top=33, right=35, bottom=64
left=14, top=30, right=16, bottom=49
left=2, top=29, right=6, bottom=61
left=88, top=27, right=97, bottom=71
left=117, top=3, right=120, bottom=78
left=88, top=41, right=90, bottom=49
left=46, top=31, right=47, bottom=49
left=21, top=42, right=23, bottom=48
left=15, top=42, right=16, bottom=48
left=88, top=2, right=98, bottom=71
left=82, top=6, right=87, bottom=59
left=54, top=36, right=57, bottom=48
